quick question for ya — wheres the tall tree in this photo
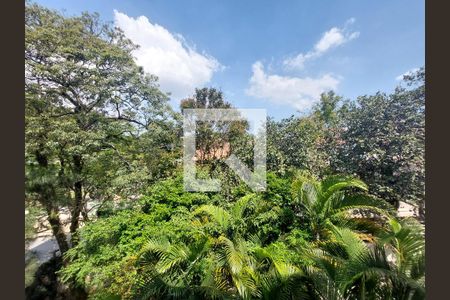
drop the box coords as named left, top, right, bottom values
left=313, top=90, right=342, bottom=127
left=25, top=3, right=171, bottom=251
left=266, top=114, right=329, bottom=176
left=333, top=68, right=425, bottom=219
left=266, top=91, right=343, bottom=177
left=180, top=88, right=248, bottom=163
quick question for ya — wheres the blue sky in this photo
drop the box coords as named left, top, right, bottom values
left=34, top=0, right=424, bottom=119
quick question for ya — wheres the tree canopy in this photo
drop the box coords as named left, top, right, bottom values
left=25, top=3, right=425, bottom=300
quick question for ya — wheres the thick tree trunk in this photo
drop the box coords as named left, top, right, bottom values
left=70, top=154, right=84, bottom=245
left=35, top=150, right=70, bottom=255
left=70, top=181, right=83, bottom=234
left=45, top=204, right=70, bottom=255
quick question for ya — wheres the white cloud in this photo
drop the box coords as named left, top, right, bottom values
left=283, top=19, right=359, bottom=70
left=114, top=10, right=222, bottom=100
left=246, top=61, right=339, bottom=111
left=346, top=17, right=356, bottom=25
left=396, top=67, right=420, bottom=81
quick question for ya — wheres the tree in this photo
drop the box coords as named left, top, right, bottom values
left=313, top=90, right=342, bottom=127
left=25, top=3, right=171, bottom=251
left=132, top=195, right=307, bottom=300
left=266, top=114, right=329, bottom=177
left=290, top=172, right=393, bottom=241
left=333, top=68, right=425, bottom=219
left=59, top=171, right=423, bottom=299
left=307, top=219, right=425, bottom=299
left=139, top=117, right=183, bottom=183
left=180, top=88, right=249, bottom=164
left=26, top=4, right=426, bottom=299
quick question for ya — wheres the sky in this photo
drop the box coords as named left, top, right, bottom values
left=33, top=0, right=424, bottom=119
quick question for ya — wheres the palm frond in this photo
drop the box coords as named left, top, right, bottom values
left=194, top=205, right=231, bottom=230
left=321, top=175, right=368, bottom=200
left=231, top=193, right=256, bottom=220
left=330, top=193, right=394, bottom=217
left=216, top=236, right=245, bottom=274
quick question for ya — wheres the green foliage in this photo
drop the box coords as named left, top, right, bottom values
left=140, top=175, right=210, bottom=214
left=25, top=204, right=44, bottom=241
left=290, top=172, right=393, bottom=241
left=25, top=2, right=174, bottom=252
left=59, top=171, right=413, bottom=299
left=313, top=90, right=343, bottom=127
left=131, top=209, right=308, bottom=300
left=180, top=87, right=249, bottom=165
left=26, top=3, right=425, bottom=299
left=25, top=254, right=40, bottom=288
left=333, top=68, right=425, bottom=213
left=59, top=209, right=195, bottom=298
left=267, top=114, right=329, bottom=176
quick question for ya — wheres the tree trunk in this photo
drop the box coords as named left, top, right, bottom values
left=70, top=154, right=83, bottom=245
left=69, top=182, right=83, bottom=231
left=81, top=202, right=89, bottom=223
left=45, top=204, right=70, bottom=255
left=35, top=150, right=70, bottom=255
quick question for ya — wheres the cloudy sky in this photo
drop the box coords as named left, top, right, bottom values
left=35, top=0, right=424, bottom=119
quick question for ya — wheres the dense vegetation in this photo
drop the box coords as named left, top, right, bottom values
left=25, top=3, right=425, bottom=299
